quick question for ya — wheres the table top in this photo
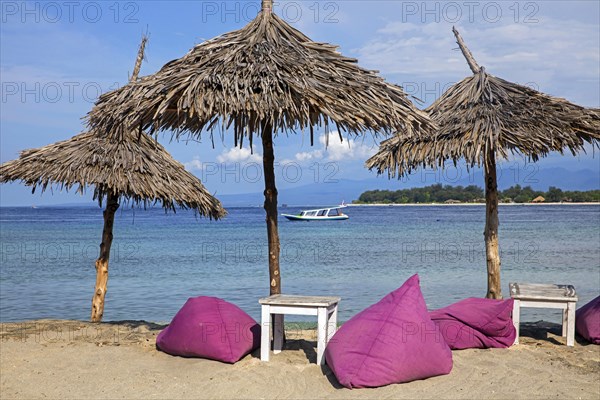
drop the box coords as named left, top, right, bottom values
left=509, top=282, right=577, bottom=301
left=259, top=294, right=341, bottom=307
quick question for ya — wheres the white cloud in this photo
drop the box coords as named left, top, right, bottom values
left=216, top=146, right=262, bottom=164
left=185, top=146, right=262, bottom=171
left=184, top=157, right=204, bottom=172
left=353, top=17, right=600, bottom=106
left=295, top=150, right=323, bottom=162
left=320, top=132, right=378, bottom=162
left=284, top=132, right=378, bottom=164
left=357, top=19, right=599, bottom=78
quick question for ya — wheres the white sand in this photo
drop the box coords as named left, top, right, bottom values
left=1, top=320, right=598, bottom=399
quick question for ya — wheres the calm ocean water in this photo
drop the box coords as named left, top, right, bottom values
left=1, top=205, right=599, bottom=323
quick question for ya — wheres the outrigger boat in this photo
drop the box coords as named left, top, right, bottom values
left=281, top=203, right=349, bottom=221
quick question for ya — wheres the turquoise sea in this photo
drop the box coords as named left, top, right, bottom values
left=0, top=205, right=599, bottom=323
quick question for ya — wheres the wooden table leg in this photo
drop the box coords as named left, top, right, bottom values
left=566, top=302, right=576, bottom=347
left=273, top=314, right=284, bottom=354
left=328, top=304, right=338, bottom=341
left=512, top=299, right=520, bottom=345
left=317, top=307, right=327, bottom=365
left=260, top=305, right=270, bottom=361
left=562, top=306, right=568, bottom=337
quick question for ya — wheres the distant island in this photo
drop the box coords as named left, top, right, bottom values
left=353, top=184, right=600, bottom=204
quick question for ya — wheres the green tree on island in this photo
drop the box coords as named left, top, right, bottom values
left=355, top=184, right=599, bottom=204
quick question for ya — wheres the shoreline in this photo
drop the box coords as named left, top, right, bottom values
left=348, top=202, right=600, bottom=207
left=2, top=202, right=599, bottom=209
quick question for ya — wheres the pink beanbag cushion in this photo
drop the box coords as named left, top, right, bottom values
left=429, top=298, right=516, bottom=349
left=325, top=275, right=453, bottom=388
left=156, top=296, right=260, bottom=363
left=576, top=295, right=600, bottom=344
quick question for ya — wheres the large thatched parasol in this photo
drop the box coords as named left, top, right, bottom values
left=367, top=27, right=600, bottom=299
left=0, top=37, right=226, bottom=322
left=87, top=0, right=433, bottom=296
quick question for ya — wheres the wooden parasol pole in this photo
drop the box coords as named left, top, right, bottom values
left=453, top=26, right=502, bottom=298
left=91, top=192, right=120, bottom=321
left=262, top=0, right=273, bottom=14
left=261, top=120, right=282, bottom=295
left=484, top=148, right=502, bottom=299
left=452, top=26, right=480, bottom=74
left=90, top=36, right=147, bottom=322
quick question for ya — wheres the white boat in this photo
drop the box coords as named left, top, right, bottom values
left=281, top=204, right=349, bottom=221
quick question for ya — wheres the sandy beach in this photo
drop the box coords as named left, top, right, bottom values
left=1, top=319, right=598, bottom=399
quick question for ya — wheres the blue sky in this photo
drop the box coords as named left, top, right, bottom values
left=1, top=0, right=599, bottom=206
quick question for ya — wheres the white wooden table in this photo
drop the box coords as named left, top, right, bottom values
left=509, top=282, right=578, bottom=346
left=259, top=294, right=340, bottom=365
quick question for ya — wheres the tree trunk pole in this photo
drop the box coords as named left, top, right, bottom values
left=453, top=26, right=501, bottom=297
left=452, top=26, right=481, bottom=74
left=484, top=148, right=502, bottom=299
left=89, top=36, right=145, bottom=322
left=262, top=0, right=273, bottom=14
left=91, top=35, right=148, bottom=322
left=91, top=193, right=120, bottom=322
left=261, top=122, right=281, bottom=295
left=130, top=35, right=148, bottom=82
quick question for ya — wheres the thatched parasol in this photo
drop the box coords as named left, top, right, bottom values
left=0, top=37, right=226, bottom=322
left=87, top=0, right=433, bottom=296
left=367, top=27, right=600, bottom=299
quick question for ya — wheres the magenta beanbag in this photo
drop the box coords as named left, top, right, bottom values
left=156, top=296, right=260, bottom=363
left=576, top=295, right=600, bottom=344
left=429, top=298, right=516, bottom=349
left=325, top=274, right=453, bottom=388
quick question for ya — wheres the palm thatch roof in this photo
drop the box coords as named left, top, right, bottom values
left=367, top=29, right=600, bottom=177
left=367, top=70, right=600, bottom=176
left=87, top=4, right=432, bottom=142
left=0, top=131, right=225, bottom=218
left=1, top=35, right=224, bottom=219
